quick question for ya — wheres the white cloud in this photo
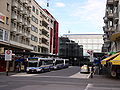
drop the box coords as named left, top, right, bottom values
left=55, top=2, right=66, bottom=7
left=71, top=0, right=106, bottom=26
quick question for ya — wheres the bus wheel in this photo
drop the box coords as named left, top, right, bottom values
left=111, top=71, right=117, bottom=77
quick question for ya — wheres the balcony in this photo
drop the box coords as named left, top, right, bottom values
left=114, top=13, right=119, bottom=23
left=16, top=29, right=22, bottom=35
left=114, top=0, right=119, bottom=5
left=104, top=38, right=111, bottom=43
left=23, top=0, right=28, bottom=4
left=103, top=43, right=110, bottom=48
left=12, top=0, right=18, bottom=8
left=107, top=0, right=113, bottom=5
left=23, top=8, right=27, bottom=15
left=41, top=43, right=49, bottom=49
left=42, top=18, right=49, bottom=26
left=103, top=26, right=108, bottom=32
left=27, top=4, right=32, bottom=9
left=17, top=16, right=22, bottom=23
left=27, top=23, right=31, bottom=28
left=11, top=13, right=17, bottom=20
left=10, top=40, right=33, bottom=50
left=107, top=12, right=113, bottom=18
left=42, top=26, right=49, bottom=32
left=41, top=35, right=49, bottom=41
left=103, top=17, right=108, bottom=23
left=18, top=6, right=23, bottom=12
left=103, top=34, right=107, bottom=39
left=11, top=26, right=17, bottom=32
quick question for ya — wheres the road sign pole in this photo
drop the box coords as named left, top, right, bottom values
left=6, top=61, right=9, bottom=76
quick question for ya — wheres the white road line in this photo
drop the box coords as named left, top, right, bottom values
left=84, top=84, right=93, bottom=90
left=70, top=72, right=90, bottom=79
left=0, top=85, right=7, bottom=88
left=11, top=74, right=38, bottom=77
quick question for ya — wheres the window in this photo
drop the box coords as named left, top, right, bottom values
left=31, top=25, right=38, bottom=33
left=6, top=17, right=9, bottom=25
left=36, top=9, right=38, bottom=15
left=7, top=3, right=9, bottom=11
left=31, top=35, right=34, bottom=41
left=32, top=6, right=35, bottom=12
left=0, top=29, right=3, bottom=40
left=39, top=38, right=41, bottom=43
left=4, top=31, right=8, bottom=41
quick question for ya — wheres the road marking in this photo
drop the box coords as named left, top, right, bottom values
left=11, top=73, right=38, bottom=77
left=70, top=72, right=90, bottom=79
left=84, top=84, right=93, bottom=90
left=0, top=85, right=7, bottom=88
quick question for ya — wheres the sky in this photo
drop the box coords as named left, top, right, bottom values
left=36, top=0, right=106, bottom=36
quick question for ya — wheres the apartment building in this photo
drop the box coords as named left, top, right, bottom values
left=0, top=0, right=58, bottom=55
left=9, top=0, right=32, bottom=53
left=31, top=0, right=50, bottom=54
left=103, top=0, right=119, bottom=52
left=43, top=9, right=59, bottom=55
left=63, top=34, right=104, bottom=56
left=0, top=0, right=11, bottom=53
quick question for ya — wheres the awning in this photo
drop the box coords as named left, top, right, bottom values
left=109, top=54, right=120, bottom=65
left=16, top=59, right=25, bottom=62
left=111, top=32, right=120, bottom=41
left=101, top=52, right=120, bottom=65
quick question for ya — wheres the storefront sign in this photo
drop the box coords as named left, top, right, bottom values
left=5, top=50, right=12, bottom=61
left=0, top=12, right=5, bottom=23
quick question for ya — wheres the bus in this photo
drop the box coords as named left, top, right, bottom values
left=26, top=57, right=53, bottom=73
left=53, top=58, right=69, bottom=70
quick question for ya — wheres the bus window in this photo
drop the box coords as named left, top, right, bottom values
left=28, top=61, right=38, bottom=67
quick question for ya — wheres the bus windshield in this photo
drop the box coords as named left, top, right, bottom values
left=41, top=60, right=53, bottom=65
left=28, top=61, right=38, bottom=67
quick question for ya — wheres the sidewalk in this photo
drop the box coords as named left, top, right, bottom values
left=0, top=72, right=18, bottom=76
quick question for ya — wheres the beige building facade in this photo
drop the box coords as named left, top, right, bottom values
left=31, top=0, right=50, bottom=54
left=0, top=0, right=11, bottom=53
left=0, top=0, right=57, bottom=55
left=9, top=0, right=32, bottom=51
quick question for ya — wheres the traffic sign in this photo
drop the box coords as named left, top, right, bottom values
left=5, top=50, right=12, bottom=61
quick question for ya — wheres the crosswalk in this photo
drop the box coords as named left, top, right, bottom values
left=11, top=72, right=90, bottom=79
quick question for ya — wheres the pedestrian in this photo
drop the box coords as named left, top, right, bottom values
left=90, top=65, right=94, bottom=78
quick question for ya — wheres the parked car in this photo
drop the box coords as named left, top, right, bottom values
left=80, top=65, right=90, bottom=73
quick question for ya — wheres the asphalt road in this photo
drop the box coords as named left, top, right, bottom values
left=0, top=66, right=120, bottom=90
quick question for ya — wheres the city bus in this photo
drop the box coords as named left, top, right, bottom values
left=53, top=58, right=69, bottom=70
left=26, top=57, right=53, bottom=73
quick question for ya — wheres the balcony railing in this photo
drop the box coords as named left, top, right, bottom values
left=10, top=40, right=33, bottom=50
left=17, top=16, right=22, bottom=23
left=103, top=26, right=108, bottom=32
left=23, top=0, right=28, bottom=4
left=41, top=35, right=49, bottom=41
left=42, top=18, right=49, bottom=25
left=107, top=0, right=113, bottom=5
left=12, top=0, right=18, bottom=7
left=103, top=17, right=108, bottom=23
left=11, top=13, right=17, bottom=20
left=107, top=12, right=113, bottom=18
left=11, top=26, right=17, bottom=32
